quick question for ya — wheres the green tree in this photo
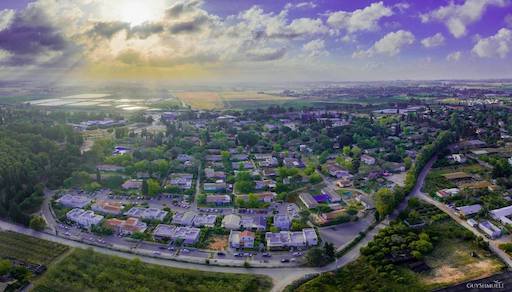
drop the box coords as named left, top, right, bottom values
left=309, top=173, right=322, bottom=184
left=147, top=179, right=161, bottom=197
left=375, top=188, right=395, bottom=217
left=305, top=247, right=331, bottom=267
left=142, top=179, right=149, bottom=196
left=324, top=242, right=335, bottom=259
left=404, top=157, right=412, bottom=170
left=0, top=259, right=12, bottom=275
left=29, top=215, right=46, bottom=231
left=197, top=194, right=207, bottom=204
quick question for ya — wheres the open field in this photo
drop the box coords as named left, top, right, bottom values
left=208, top=235, right=228, bottom=250
left=175, top=91, right=224, bottom=109
left=175, top=91, right=298, bottom=109
left=0, top=231, right=69, bottom=265
left=420, top=221, right=505, bottom=289
left=34, top=248, right=273, bottom=292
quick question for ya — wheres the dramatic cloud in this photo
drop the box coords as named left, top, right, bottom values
left=0, top=0, right=511, bottom=82
left=472, top=28, right=512, bottom=58
left=421, top=0, right=508, bottom=38
left=353, top=30, right=415, bottom=57
left=421, top=33, right=445, bottom=48
left=327, top=2, right=393, bottom=34
left=446, top=51, right=462, bottom=61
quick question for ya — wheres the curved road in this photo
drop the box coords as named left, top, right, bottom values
left=0, top=159, right=435, bottom=292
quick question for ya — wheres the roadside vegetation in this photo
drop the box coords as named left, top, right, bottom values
left=34, top=248, right=273, bottom=292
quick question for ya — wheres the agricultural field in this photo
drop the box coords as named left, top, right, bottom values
left=0, top=231, right=69, bottom=265
left=175, top=91, right=225, bottom=109
left=34, top=249, right=273, bottom=292
left=175, top=90, right=297, bottom=109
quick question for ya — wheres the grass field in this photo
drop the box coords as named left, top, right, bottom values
left=34, top=248, right=273, bottom=292
left=0, top=231, right=69, bottom=265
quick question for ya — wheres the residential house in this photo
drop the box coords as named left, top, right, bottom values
left=255, top=180, right=277, bottom=191
left=92, top=200, right=123, bottom=215
left=206, top=194, right=232, bottom=205
left=361, top=154, right=376, bottom=165
left=435, top=188, right=460, bottom=199
left=177, top=154, right=192, bottom=162
left=124, top=207, right=168, bottom=221
left=237, top=192, right=276, bottom=203
left=456, top=204, right=482, bottom=217
left=170, top=227, right=201, bottom=244
left=153, top=224, right=177, bottom=240
left=66, top=208, right=103, bottom=229
left=326, top=164, right=351, bottom=179
left=96, top=164, right=125, bottom=172
left=232, top=161, right=254, bottom=170
left=229, top=230, right=255, bottom=249
left=172, top=211, right=196, bottom=226
left=205, top=155, right=223, bottom=162
left=122, top=179, right=143, bottom=190
left=240, top=216, right=266, bottom=231
left=231, top=154, right=249, bottom=161
left=478, top=220, right=501, bottom=239
left=204, top=168, right=226, bottom=180
left=299, top=193, right=318, bottom=209
left=57, top=194, right=91, bottom=208
left=192, top=214, right=217, bottom=227
left=273, top=214, right=291, bottom=230
left=167, top=173, right=193, bottom=189
left=204, top=182, right=226, bottom=192
left=265, top=228, right=318, bottom=250
left=490, top=205, right=512, bottom=225
left=105, top=217, right=147, bottom=235
left=283, top=157, right=304, bottom=168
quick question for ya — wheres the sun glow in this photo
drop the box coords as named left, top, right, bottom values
left=118, top=1, right=164, bottom=26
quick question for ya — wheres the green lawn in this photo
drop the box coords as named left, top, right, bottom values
left=34, top=249, right=273, bottom=292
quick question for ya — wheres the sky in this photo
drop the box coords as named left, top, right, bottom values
left=0, top=0, right=512, bottom=84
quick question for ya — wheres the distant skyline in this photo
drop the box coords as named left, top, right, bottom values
left=1, top=0, right=512, bottom=84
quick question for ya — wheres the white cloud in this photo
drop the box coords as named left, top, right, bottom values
left=446, top=51, right=462, bottom=61
left=327, top=2, right=393, bottom=34
left=0, top=9, right=15, bottom=32
left=302, top=39, right=328, bottom=57
left=353, top=30, right=415, bottom=58
left=294, top=2, right=317, bottom=9
left=472, top=28, right=512, bottom=58
left=394, top=2, right=410, bottom=13
left=421, top=0, right=508, bottom=38
left=421, top=33, right=445, bottom=48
